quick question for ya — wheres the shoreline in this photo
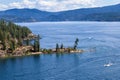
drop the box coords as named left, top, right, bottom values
left=0, top=49, right=84, bottom=59
left=0, top=52, right=42, bottom=59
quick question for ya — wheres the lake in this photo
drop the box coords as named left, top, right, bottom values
left=0, top=22, right=120, bottom=80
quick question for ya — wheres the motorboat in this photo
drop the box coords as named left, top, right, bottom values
left=104, top=62, right=113, bottom=67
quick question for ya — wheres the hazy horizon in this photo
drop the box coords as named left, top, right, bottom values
left=0, top=0, right=120, bottom=12
left=0, top=3, right=120, bottom=12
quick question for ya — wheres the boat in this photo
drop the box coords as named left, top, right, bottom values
left=104, top=62, right=113, bottom=67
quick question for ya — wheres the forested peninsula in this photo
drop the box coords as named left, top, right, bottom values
left=0, top=20, right=83, bottom=58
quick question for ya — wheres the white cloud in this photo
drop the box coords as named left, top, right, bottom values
left=0, top=0, right=96, bottom=12
left=9, top=0, right=36, bottom=9
left=22, top=0, right=36, bottom=8
left=36, top=0, right=96, bottom=11
left=0, top=4, right=8, bottom=10
left=9, top=2, right=23, bottom=8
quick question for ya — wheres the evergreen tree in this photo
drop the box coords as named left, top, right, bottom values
left=74, top=38, right=79, bottom=50
left=33, top=36, right=40, bottom=52
left=26, top=39, right=30, bottom=46
left=56, top=43, right=59, bottom=52
left=34, top=39, right=37, bottom=52
left=60, top=43, right=64, bottom=49
left=37, top=34, right=40, bottom=51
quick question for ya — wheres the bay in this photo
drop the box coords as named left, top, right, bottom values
left=0, top=22, right=120, bottom=80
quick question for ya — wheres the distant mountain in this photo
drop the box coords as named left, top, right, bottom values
left=0, top=8, right=52, bottom=22
left=0, top=4, right=120, bottom=22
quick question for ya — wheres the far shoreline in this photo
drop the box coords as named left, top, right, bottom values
left=16, top=21, right=120, bottom=24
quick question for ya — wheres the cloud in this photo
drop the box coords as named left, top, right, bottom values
left=0, top=0, right=96, bottom=12
left=36, top=0, right=96, bottom=11
left=0, top=4, right=8, bottom=10
left=9, top=0, right=36, bottom=9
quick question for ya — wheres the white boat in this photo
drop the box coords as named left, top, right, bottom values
left=104, top=62, right=113, bottom=67
left=88, top=37, right=93, bottom=39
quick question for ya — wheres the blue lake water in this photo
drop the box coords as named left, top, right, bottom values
left=0, top=22, right=120, bottom=80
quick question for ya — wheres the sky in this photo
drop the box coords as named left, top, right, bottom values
left=0, top=0, right=120, bottom=12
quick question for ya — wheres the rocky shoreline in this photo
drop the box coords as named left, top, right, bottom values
left=0, top=46, right=84, bottom=58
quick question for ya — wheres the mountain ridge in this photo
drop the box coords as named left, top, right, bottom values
left=0, top=4, right=120, bottom=22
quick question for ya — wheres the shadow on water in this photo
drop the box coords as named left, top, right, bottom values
left=33, top=55, right=41, bottom=64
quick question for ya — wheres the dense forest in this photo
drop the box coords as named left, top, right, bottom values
left=0, top=19, right=40, bottom=57
left=0, top=19, right=31, bottom=49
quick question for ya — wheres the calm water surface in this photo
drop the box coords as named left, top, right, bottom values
left=0, top=22, right=120, bottom=80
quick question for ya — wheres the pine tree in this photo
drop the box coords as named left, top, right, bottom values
left=56, top=43, right=59, bottom=52
left=26, top=39, right=30, bottom=46
left=37, top=34, right=40, bottom=51
left=60, top=43, right=64, bottom=49
left=74, top=38, right=79, bottom=50
left=34, top=39, right=37, bottom=52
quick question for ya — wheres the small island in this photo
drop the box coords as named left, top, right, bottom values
left=0, top=20, right=83, bottom=58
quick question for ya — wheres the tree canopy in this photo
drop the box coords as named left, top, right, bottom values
left=0, top=19, right=32, bottom=51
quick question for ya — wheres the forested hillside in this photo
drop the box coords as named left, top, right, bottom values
left=0, top=20, right=40, bottom=57
left=0, top=4, right=120, bottom=22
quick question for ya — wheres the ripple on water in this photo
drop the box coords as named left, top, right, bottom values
left=1, top=22, right=120, bottom=80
